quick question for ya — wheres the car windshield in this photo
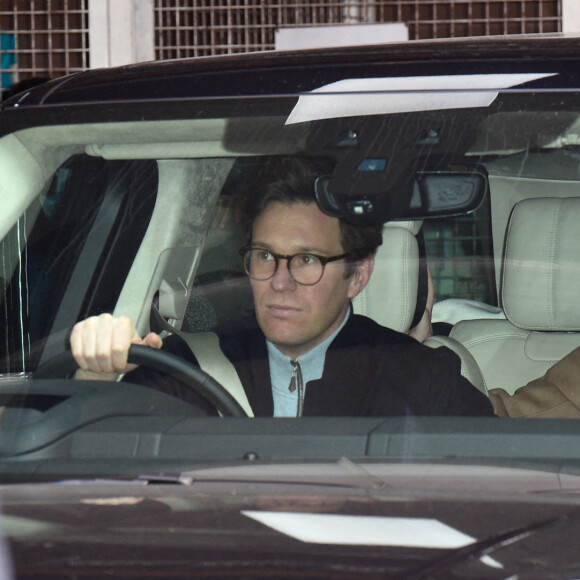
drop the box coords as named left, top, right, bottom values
left=1, top=59, right=580, bottom=483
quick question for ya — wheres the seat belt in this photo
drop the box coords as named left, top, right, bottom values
left=150, top=303, right=254, bottom=417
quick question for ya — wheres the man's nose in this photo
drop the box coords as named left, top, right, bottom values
left=270, top=258, right=297, bottom=290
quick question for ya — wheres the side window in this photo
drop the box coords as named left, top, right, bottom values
left=423, top=195, right=497, bottom=307
left=0, top=155, right=158, bottom=374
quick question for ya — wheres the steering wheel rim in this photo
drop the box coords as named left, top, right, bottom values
left=34, top=344, right=248, bottom=418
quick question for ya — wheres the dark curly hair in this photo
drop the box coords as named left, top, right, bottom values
left=237, top=156, right=383, bottom=272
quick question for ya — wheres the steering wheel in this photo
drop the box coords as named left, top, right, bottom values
left=34, top=344, right=248, bottom=418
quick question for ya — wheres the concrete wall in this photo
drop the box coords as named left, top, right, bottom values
left=89, top=0, right=154, bottom=69
left=563, top=0, right=580, bottom=33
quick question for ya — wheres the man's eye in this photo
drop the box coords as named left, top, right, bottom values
left=256, top=250, right=273, bottom=262
left=298, top=254, right=318, bottom=265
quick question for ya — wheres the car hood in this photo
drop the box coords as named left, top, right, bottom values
left=2, top=462, right=580, bottom=579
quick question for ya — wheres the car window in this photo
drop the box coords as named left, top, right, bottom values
left=1, top=89, right=578, bottom=374
left=424, top=200, right=497, bottom=305
left=0, top=62, right=580, bottom=464
left=0, top=155, right=158, bottom=374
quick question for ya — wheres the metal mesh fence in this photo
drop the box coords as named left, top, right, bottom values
left=154, top=0, right=561, bottom=58
left=0, top=1, right=563, bottom=89
left=0, top=0, right=88, bottom=95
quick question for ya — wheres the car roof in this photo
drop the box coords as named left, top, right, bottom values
left=5, top=33, right=580, bottom=110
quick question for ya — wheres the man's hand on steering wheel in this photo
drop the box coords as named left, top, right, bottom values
left=65, top=313, right=248, bottom=417
left=70, top=313, right=163, bottom=381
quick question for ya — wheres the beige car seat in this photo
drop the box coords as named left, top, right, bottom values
left=427, top=197, right=580, bottom=396
left=352, top=219, right=422, bottom=333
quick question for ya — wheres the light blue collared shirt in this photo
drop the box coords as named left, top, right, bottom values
left=267, top=308, right=350, bottom=417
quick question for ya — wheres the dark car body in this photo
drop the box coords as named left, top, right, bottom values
left=2, top=33, right=580, bottom=578
left=6, top=468, right=580, bottom=579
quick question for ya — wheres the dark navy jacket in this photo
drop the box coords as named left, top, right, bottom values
left=127, top=313, right=495, bottom=418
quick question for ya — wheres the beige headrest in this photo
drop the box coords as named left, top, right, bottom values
left=502, top=197, right=580, bottom=331
left=352, top=220, right=421, bottom=332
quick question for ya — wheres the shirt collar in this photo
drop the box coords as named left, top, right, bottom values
left=267, top=306, right=350, bottom=370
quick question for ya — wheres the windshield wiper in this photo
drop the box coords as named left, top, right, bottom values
left=394, top=512, right=570, bottom=580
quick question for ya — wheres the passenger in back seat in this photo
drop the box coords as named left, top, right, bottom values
left=488, top=349, right=580, bottom=418
left=411, top=268, right=580, bottom=419
left=70, top=156, right=494, bottom=418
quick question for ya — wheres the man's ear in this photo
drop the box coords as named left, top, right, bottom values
left=347, top=255, right=375, bottom=299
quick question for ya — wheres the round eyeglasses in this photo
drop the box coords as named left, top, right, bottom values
left=240, top=247, right=350, bottom=286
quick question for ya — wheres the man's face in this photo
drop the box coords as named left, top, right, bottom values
left=250, top=201, right=372, bottom=358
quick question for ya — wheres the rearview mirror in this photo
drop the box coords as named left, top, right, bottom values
left=315, top=164, right=488, bottom=225
left=409, top=167, right=488, bottom=217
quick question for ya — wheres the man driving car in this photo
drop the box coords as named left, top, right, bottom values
left=71, top=156, right=494, bottom=418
